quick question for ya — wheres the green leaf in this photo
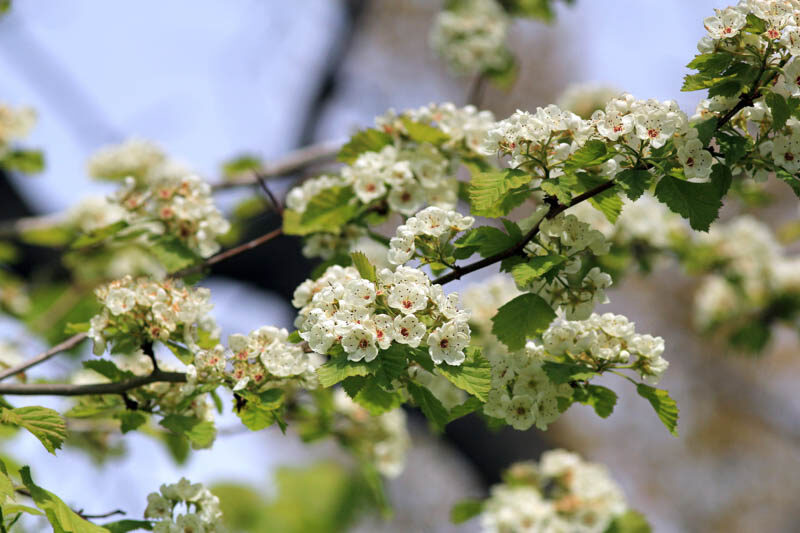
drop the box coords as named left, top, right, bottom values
left=116, top=411, right=147, bottom=434
left=435, top=347, right=492, bottom=402
left=338, top=128, right=393, bottom=164
left=287, top=330, right=302, bottom=343
left=82, top=359, right=135, bottom=382
left=491, top=293, right=556, bottom=351
left=164, top=340, right=194, bottom=365
left=604, top=510, right=652, bottom=533
left=407, top=381, right=450, bottom=432
left=766, top=91, right=790, bottom=131
left=159, top=414, right=216, bottom=447
left=1, top=149, right=45, bottom=174
left=0, top=0, right=11, bottom=16
left=469, top=169, right=532, bottom=217
left=686, top=52, right=734, bottom=75
left=150, top=235, right=200, bottom=273
left=450, top=500, right=484, bottom=524
left=743, top=13, right=767, bottom=34
left=70, top=220, right=129, bottom=249
left=454, top=226, right=516, bottom=258
left=448, top=396, right=484, bottom=422
left=20, top=466, right=109, bottom=533
left=235, top=390, right=285, bottom=431
left=0, top=406, right=67, bottom=455
left=317, top=356, right=372, bottom=388
left=715, top=131, right=749, bottom=166
left=353, top=381, right=403, bottom=415
left=573, top=384, right=618, bottom=418
left=654, top=175, right=723, bottom=231
left=400, top=117, right=449, bottom=145
left=222, top=154, right=262, bottom=178
left=635, top=383, right=679, bottom=436
left=564, top=140, right=613, bottom=171
left=19, top=225, right=74, bottom=247
left=102, top=520, right=154, bottom=533
left=506, top=0, right=557, bottom=22
left=371, top=344, right=409, bottom=389
left=511, top=254, right=566, bottom=286
left=483, top=52, right=518, bottom=89
left=301, top=186, right=359, bottom=228
left=542, top=361, right=597, bottom=384
left=694, top=117, right=718, bottom=146
left=575, top=173, right=623, bottom=223
left=350, top=251, right=376, bottom=282
left=615, top=169, right=654, bottom=201
left=710, top=163, right=733, bottom=197
left=708, top=79, right=744, bottom=98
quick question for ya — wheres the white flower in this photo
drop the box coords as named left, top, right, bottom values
left=704, top=7, right=746, bottom=40
left=341, top=324, right=379, bottom=362
left=677, top=138, right=713, bottom=180
left=393, top=314, right=426, bottom=347
left=387, top=282, right=429, bottom=315
left=427, top=320, right=470, bottom=365
left=772, top=130, right=800, bottom=173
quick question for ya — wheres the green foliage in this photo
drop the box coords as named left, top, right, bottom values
left=102, top=520, right=154, bottom=533
left=604, top=510, right=652, bottom=533
left=317, top=355, right=372, bottom=388
left=564, top=140, right=614, bottom=171
left=235, top=390, right=285, bottom=431
left=542, top=361, right=598, bottom=384
left=82, top=359, right=135, bottom=382
left=159, top=414, right=216, bottom=447
left=572, top=384, right=618, bottom=418
left=576, top=173, right=623, bottom=223
left=504, top=0, right=574, bottom=22
left=450, top=500, right=484, bottom=524
left=491, top=293, right=556, bottom=351
left=1, top=148, right=45, bottom=174
left=400, top=117, right=449, bottom=145
left=221, top=153, right=262, bottom=178
left=20, top=466, right=110, bottom=533
left=469, top=169, right=532, bottom=217
left=635, top=383, right=679, bottom=436
left=654, top=174, right=724, bottom=231
left=766, top=91, right=791, bottom=131
left=116, top=411, right=148, bottom=434
left=284, top=186, right=359, bottom=236
left=350, top=251, right=376, bottom=282
left=337, top=128, right=393, bottom=164
left=0, top=406, right=67, bottom=455
left=510, top=254, right=566, bottom=286
left=149, top=235, right=201, bottom=273
left=615, top=169, right=654, bottom=201
left=454, top=225, right=517, bottom=259
left=70, top=221, right=129, bottom=249
left=407, top=381, right=450, bottom=432
left=351, top=380, right=403, bottom=415
left=435, top=347, right=492, bottom=401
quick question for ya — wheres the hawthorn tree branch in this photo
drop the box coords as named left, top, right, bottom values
left=0, top=369, right=186, bottom=396
left=172, top=227, right=283, bottom=278
left=0, top=332, right=88, bottom=382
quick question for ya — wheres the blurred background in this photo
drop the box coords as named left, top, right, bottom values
left=3, top=1, right=800, bottom=531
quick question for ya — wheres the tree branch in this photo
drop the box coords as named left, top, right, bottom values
left=0, top=332, right=87, bottom=382
left=171, top=227, right=282, bottom=278
left=0, top=370, right=186, bottom=396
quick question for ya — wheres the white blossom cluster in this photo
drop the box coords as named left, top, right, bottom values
left=144, top=477, right=225, bottom=533
left=66, top=195, right=127, bottom=234
left=520, top=211, right=613, bottom=320
left=388, top=206, right=475, bottom=265
left=87, top=138, right=230, bottom=257
left=483, top=342, right=573, bottom=431
left=699, top=1, right=800, bottom=47
left=693, top=215, right=800, bottom=331
left=480, top=450, right=628, bottom=533
left=429, top=0, right=510, bottom=76
left=293, top=264, right=471, bottom=365
left=0, top=102, right=36, bottom=154
left=222, top=326, right=321, bottom=392
left=88, top=275, right=217, bottom=357
left=540, top=312, right=669, bottom=384
left=332, top=389, right=410, bottom=478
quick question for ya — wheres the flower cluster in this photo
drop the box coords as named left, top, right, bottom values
left=540, top=312, right=669, bottom=383
left=88, top=276, right=217, bottom=357
left=483, top=342, right=572, bottom=431
left=429, top=0, right=510, bottom=76
left=520, top=211, right=613, bottom=320
left=293, top=264, right=471, bottom=365
left=332, top=389, right=410, bottom=478
left=88, top=138, right=230, bottom=257
left=479, top=450, right=629, bottom=533
left=222, top=326, right=321, bottom=392
left=144, top=477, right=224, bottom=533
left=0, top=102, right=36, bottom=154
left=388, top=206, right=474, bottom=265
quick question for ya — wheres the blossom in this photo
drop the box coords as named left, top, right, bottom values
left=704, top=8, right=747, bottom=40
left=427, top=319, right=471, bottom=365
left=677, top=138, right=714, bottom=180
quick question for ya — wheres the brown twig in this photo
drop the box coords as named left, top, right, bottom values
left=0, top=332, right=88, bottom=382
left=0, top=369, right=186, bottom=396
left=171, top=227, right=283, bottom=278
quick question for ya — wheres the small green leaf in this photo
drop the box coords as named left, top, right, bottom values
left=338, top=128, right=393, bottom=164
left=353, top=381, right=403, bottom=415
left=70, top=220, right=129, bottom=249
left=221, top=154, right=262, bottom=178
left=116, top=411, right=148, bottom=434
left=435, top=347, right=492, bottom=402
left=511, top=254, right=566, bottom=286
left=164, top=341, right=194, bottom=365
left=400, top=117, right=449, bottom=144
left=287, top=330, right=302, bottom=343
left=654, top=175, right=724, bottom=231
left=82, top=359, right=135, bottom=382
left=542, top=361, right=597, bottom=384
left=300, top=186, right=359, bottom=231
left=469, top=169, right=532, bottom=217
left=743, top=13, right=767, bottom=34
left=407, top=381, right=450, bottom=432
left=491, top=293, right=556, bottom=351
left=235, top=390, right=285, bottom=431
left=317, top=356, right=372, bottom=388
left=448, top=396, right=484, bottom=422
left=614, top=169, right=654, bottom=201
left=1, top=149, right=45, bottom=174
left=0, top=406, right=67, bottom=455
left=686, top=52, right=734, bottom=75
left=102, top=519, right=155, bottom=533
left=564, top=140, right=613, bottom=171
left=150, top=235, right=201, bottom=273
left=766, top=91, right=791, bottom=131
left=159, top=414, right=216, bottom=447
left=576, top=173, right=623, bottom=223
left=350, top=251, right=376, bottom=282
left=450, top=500, right=484, bottom=524
left=604, top=510, right=652, bottom=533
left=694, top=117, right=718, bottom=146
left=454, top=226, right=516, bottom=258
left=573, top=384, right=617, bottom=418
left=635, top=383, right=679, bottom=436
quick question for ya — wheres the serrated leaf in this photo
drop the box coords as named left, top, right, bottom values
left=338, top=128, right=393, bottom=164
left=0, top=406, right=67, bottom=455
left=614, top=169, right=653, bottom=201
left=407, top=381, right=450, bottom=432
left=450, top=500, right=484, bottom=524
left=743, top=13, right=767, bottom=33
left=540, top=176, right=574, bottom=205
left=511, top=254, right=566, bottom=286
left=686, top=52, right=734, bottom=75
left=350, top=251, right=376, bottom=282
left=573, top=384, right=617, bottom=418
left=708, top=79, right=744, bottom=98
left=435, top=347, right=492, bottom=401
left=542, top=361, right=598, bottom=384
left=654, top=175, right=723, bottom=231
left=400, top=117, right=449, bottom=145
left=564, top=140, right=613, bottom=171
left=70, top=220, right=129, bottom=249
left=469, top=169, right=532, bottom=217
left=20, top=466, right=109, bottom=533
left=116, top=411, right=147, bottom=434
left=576, top=173, right=623, bottom=223
left=604, top=510, right=652, bottom=533
left=766, top=91, right=790, bottom=131
left=715, top=131, right=749, bottom=165
left=353, top=380, right=403, bottom=415
left=317, top=356, right=372, bottom=387
left=491, top=293, right=556, bottom=351
left=150, top=235, right=200, bottom=273
left=371, top=344, right=409, bottom=389
left=635, top=383, right=679, bottom=436
left=159, top=414, right=216, bottom=447
left=454, top=225, right=515, bottom=258
left=298, top=185, right=359, bottom=233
